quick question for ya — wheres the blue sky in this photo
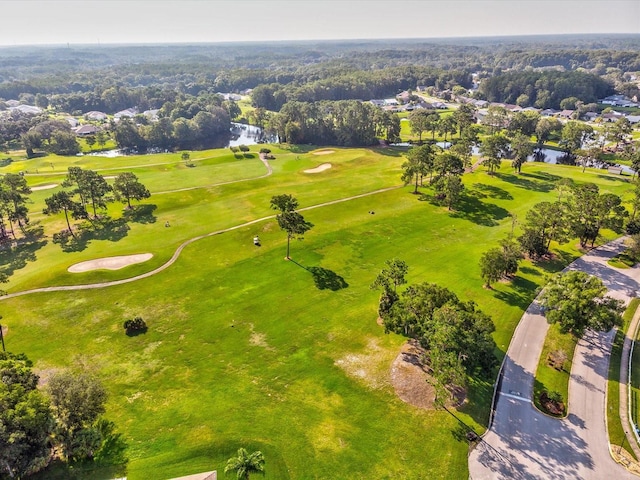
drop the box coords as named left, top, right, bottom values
left=1, top=0, right=639, bottom=46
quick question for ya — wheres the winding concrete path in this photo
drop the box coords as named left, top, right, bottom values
left=469, top=237, right=640, bottom=479
left=0, top=182, right=401, bottom=300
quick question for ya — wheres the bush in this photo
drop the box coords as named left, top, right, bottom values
left=239, top=144, right=250, bottom=152
left=123, top=316, right=147, bottom=336
left=229, top=146, right=239, bottom=153
left=259, top=148, right=271, bottom=154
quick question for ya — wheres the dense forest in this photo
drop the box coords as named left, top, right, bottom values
left=1, top=34, right=640, bottom=153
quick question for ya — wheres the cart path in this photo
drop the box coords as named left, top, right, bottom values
left=153, top=153, right=273, bottom=194
left=469, top=237, right=640, bottom=479
left=0, top=184, right=401, bottom=300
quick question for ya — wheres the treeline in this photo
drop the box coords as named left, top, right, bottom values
left=269, top=100, right=399, bottom=146
left=0, top=65, right=469, bottom=115
left=250, top=67, right=470, bottom=110
left=479, top=70, right=614, bottom=109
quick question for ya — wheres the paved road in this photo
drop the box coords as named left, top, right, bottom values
left=469, top=238, right=640, bottom=479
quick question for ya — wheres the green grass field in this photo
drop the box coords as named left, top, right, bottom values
left=0, top=145, right=635, bottom=479
left=607, top=299, right=639, bottom=458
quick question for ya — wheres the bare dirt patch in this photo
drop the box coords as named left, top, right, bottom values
left=391, top=340, right=465, bottom=409
left=68, top=253, right=153, bottom=273
left=31, top=183, right=58, bottom=191
left=312, top=149, right=335, bottom=155
left=304, top=163, right=332, bottom=174
left=335, top=337, right=392, bottom=390
left=249, top=323, right=274, bottom=351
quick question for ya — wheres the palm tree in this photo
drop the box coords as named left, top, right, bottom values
left=224, top=448, right=265, bottom=480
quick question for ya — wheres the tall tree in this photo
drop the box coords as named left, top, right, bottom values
left=539, top=270, right=623, bottom=335
left=479, top=133, right=509, bottom=175
left=510, top=133, right=534, bottom=173
left=371, top=259, right=408, bottom=318
left=568, top=183, right=627, bottom=247
left=408, top=109, right=431, bottom=143
left=452, top=103, right=476, bottom=136
left=64, top=168, right=112, bottom=217
left=401, top=144, right=436, bottom=193
left=224, top=448, right=265, bottom=480
left=518, top=201, right=569, bottom=257
left=270, top=194, right=313, bottom=259
left=0, top=352, right=53, bottom=479
left=47, top=371, right=107, bottom=461
left=113, top=172, right=151, bottom=209
left=559, top=120, right=594, bottom=162
left=2, top=173, right=31, bottom=235
left=43, top=191, right=87, bottom=238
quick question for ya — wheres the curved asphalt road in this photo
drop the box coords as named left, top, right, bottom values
left=469, top=237, right=640, bottom=479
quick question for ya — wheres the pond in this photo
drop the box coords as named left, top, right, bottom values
left=85, top=123, right=275, bottom=157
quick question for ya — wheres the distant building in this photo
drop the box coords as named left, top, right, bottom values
left=85, top=111, right=108, bottom=121
left=114, top=108, right=137, bottom=119
left=10, top=104, right=41, bottom=115
left=74, top=125, right=98, bottom=136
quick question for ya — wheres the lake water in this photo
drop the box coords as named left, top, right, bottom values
left=85, top=123, right=275, bottom=157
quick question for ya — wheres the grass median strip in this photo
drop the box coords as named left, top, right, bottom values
left=533, top=323, right=578, bottom=416
left=608, top=298, right=640, bottom=459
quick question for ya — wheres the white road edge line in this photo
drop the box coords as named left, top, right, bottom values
left=500, top=392, right=531, bottom=403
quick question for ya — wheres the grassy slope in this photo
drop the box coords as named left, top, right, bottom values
left=0, top=147, right=635, bottom=479
left=608, top=298, right=640, bottom=459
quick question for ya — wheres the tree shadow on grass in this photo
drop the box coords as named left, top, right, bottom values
left=492, top=275, right=539, bottom=310
left=54, top=217, right=130, bottom=253
left=519, top=266, right=542, bottom=276
left=289, top=259, right=349, bottom=291
left=494, top=172, right=555, bottom=193
left=470, top=183, right=513, bottom=200
left=368, top=146, right=405, bottom=157
left=448, top=193, right=510, bottom=227
left=122, top=204, right=157, bottom=224
left=535, top=250, right=577, bottom=274
left=29, top=459, right=127, bottom=480
left=0, top=223, right=47, bottom=279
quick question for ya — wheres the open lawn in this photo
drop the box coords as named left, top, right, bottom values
left=0, top=145, right=635, bottom=479
left=608, top=298, right=640, bottom=459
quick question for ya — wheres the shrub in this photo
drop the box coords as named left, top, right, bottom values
left=259, top=148, right=271, bottom=154
left=123, top=316, right=147, bottom=336
left=239, top=144, right=250, bottom=152
left=230, top=146, right=239, bottom=153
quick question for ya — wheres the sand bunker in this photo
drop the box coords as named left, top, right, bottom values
left=313, top=150, right=335, bottom=155
left=68, top=253, right=153, bottom=273
left=31, top=183, right=58, bottom=191
left=103, top=175, right=117, bottom=179
left=304, top=163, right=332, bottom=174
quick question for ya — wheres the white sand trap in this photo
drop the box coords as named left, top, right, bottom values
left=312, top=150, right=335, bottom=155
left=304, top=163, right=332, bottom=174
left=103, top=175, right=117, bottom=179
left=31, top=183, right=58, bottom=191
left=68, top=253, right=153, bottom=273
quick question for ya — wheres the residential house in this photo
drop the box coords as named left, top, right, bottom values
left=74, top=125, right=98, bottom=136
left=10, top=104, right=41, bottom=115
left=65, top=116, right=79, bottom=127
left=85, top=111, right=108, bottom=121
left=504, top=104, right=522, bottom=112
left=582, top=112, right=598, bottom=122
left=114, top=108, right=137, bottom=119
left=540, top=109, right=558, bottom=117
left=143, top=109, right=160, bottom=121
left=557, top=109, right=575, bottom=120
left=626, top=115, right=640, bottom=124
left=600, top=112, right=624, bottom=123
left=396, top=91, right=411, bottom=104
left=5, top=100, right=20, bottom=108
